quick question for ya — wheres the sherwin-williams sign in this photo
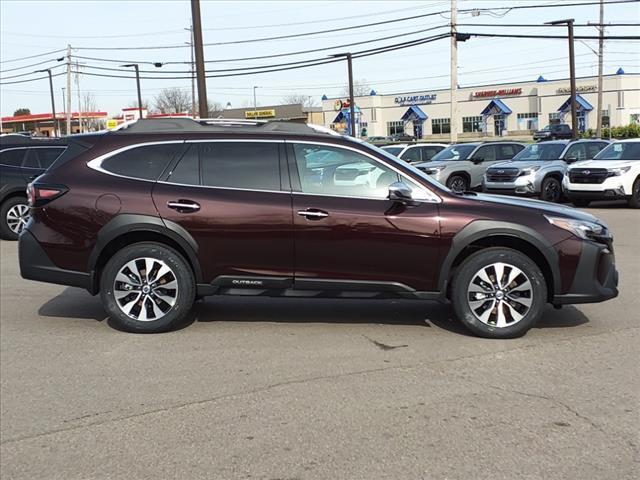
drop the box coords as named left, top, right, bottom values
left=245, top=109, right=276, bottom=119
left=394, top=94, right=437, bottom=105
left=472, top=88, right=523, bottom=98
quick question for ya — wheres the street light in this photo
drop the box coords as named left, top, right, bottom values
left=121, top=64, right=144, bottom=120
left=330, top=53, right=356, bottom=137
left=546, top=19, right=578, bottom=139
left=253, top=86, right=260, bottom=114
left=35, top=68, right=58, bottom=137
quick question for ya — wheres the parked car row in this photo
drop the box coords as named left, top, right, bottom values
left=16, top=118, right=619, bottom=338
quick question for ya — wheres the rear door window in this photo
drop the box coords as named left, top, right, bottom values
left=471, top=145, right=497, bottom=161
left=497, top=144, right=520, bottom=160
left=100, top=143, right=183, bottom=180
left=0, top=148, right=26, bottom=167
left=23, top=149, right=40, bottom=168
left=199, top=142, right=281, bottom=191
left=166, top=144, right=200, bottom=185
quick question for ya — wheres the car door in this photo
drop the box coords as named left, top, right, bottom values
left=153, top=140, right=294, bottom=287
left=288, top=141, right=441, bottom=292
left=467, top=145, right=498, bottom=188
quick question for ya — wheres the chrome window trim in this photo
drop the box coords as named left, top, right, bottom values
left=287, top=140, right=442, bottom=203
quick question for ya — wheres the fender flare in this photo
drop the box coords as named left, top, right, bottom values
left=87, top=214, right=202, bottom=291
left=437, top=220, right=561, bottom=295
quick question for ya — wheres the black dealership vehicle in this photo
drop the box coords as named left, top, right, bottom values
left=533, top=124, right=573, bottom=141
left=19, top=118, right=618, bottom=338
left=0, top=135, right=66, bottom=240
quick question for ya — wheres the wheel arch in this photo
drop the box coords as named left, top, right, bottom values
left=446, top=171, right=471, bottom=186
left=438, top=220, right=559, bottom=302
left=88, top=214, right=202, bottom=294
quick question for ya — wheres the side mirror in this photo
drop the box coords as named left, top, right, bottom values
left=471, top=157, right=484, bottom=164
left=564, top=155, right=578, bottom=163
left=388, top=181, right=419, bottom=206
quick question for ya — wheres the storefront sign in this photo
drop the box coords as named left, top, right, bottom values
left=472, top=88, right=522, bottom=98
left=245, top=109, right=276, bottom=119
left=106, top=119, right=118, bottom=129
left=556, top=85, right=598, bottom=94
left=394, top=94, right=437, bottom=105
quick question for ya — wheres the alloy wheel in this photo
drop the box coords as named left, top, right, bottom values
left=543, top=180, right=561, bottom=202
left=6, top=203, right=29, bottom=235
left=449, top=177, right=467, bottom=193
left=466, top=262, right=533, bottom=328
left=113, top=257, right=179, bottom=321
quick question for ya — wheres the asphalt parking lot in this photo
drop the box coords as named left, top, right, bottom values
left=1, top=203, right=638, bottom=480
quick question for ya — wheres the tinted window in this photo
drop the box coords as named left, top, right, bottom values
left=33, top=147, right=65, bottom=169
left=293, top=143, right=398, bottom=199
left=381, top=146, right=403, bottom=156
left=420, top=146, right=443, bottom=161
left=23, top=149, right=40, bottom=168
left=401, top=147, right=422, bottom=163
left=497, top=144, right=521, bottom=160
left=200, top=142, right=281, bottom=190
left=0, top=148, right=26, bottom=167
left=471, top=145, right=497, bottom=161
left=564, top=143, right=589, bottom=161
left=513, top=143, right=566, bottom=161
left=101, top=143, right=182, bottom=180
left=167, top=145, right=199, bottom=185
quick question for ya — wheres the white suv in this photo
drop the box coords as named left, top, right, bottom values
left=564, top=139, right=640, bottom=208
left=381, top=143, right=447, bottom=164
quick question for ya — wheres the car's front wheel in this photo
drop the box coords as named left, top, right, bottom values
left=0, top=196, right=30, bottom=241
left=447, top=174, right=469, bottom=193
left=451, top=248, right=547, bottom=339
left=540, top=177, right=562, bottom=203
left=628, top=177, right=640, bottom=209
left=100, top=242, right=195, bottom=333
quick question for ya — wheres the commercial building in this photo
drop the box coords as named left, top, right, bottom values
left=0, top=111, right=108, bottom=136
left=220, top=103, right=323, bottom=124
left=321, top=72, right=639, bottom=140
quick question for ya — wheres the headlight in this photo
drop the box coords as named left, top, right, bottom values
left=607, top=166, right=631, bottom=177
left=519, top=166, right=541, bottom=176
left=423, top=165, right=447, bottom=174
left=545, top=215, right=606, bottom=241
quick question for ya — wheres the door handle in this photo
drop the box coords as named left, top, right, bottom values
left=297, top=208, right=329, bottom=219
left=167, top=200, right=201, bottom=212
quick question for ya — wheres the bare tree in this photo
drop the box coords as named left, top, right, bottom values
left=127, top=99, right=150, bottom=111
left=342, top=79, right=372, bottom=97
left=154, top=88, right=191, bottom=114
left=82, top=93, right=105, bottom=131
left=281, top=93, right=318, bottom=108
left=207, top=99, right=223, bottom=117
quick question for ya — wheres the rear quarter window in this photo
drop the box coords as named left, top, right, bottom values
left=0, top=148, right=26, bottom=167
left=100, top=143, right=183, bottom=181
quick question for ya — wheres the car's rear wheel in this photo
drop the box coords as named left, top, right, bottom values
left=0, top=197, right=29, bottom=241
left=451, top=248, right=547, bottom=339
left=447, top=174, right=469, bottom=193
left=628, top=177, right=640, bottom=209
left=540, top=177, right=562, bottom=203
left=100, top=242, right=195, bottom=333
left=571, top=198, right=591, bottom=208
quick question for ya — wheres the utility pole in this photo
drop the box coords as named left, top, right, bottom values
left=450, top=0, right=458, bottom=143
left=546, top=19, right=578, bottom=139
left=122, top=64, right=143, bottom=119
left=66, top=44, right=72, bottom=135
left=185, top=26, right=196, bottom=117
left=191, top=0, right=208, bottom=118
left=596, top=0, right=605, bottom=138
left=37, top=69, right=58, bottom=137
left=330, top=53, right=356, bottom=137
left=75, top=60, right=82, bottom=134
left=253, top=86, right=259, bottom=114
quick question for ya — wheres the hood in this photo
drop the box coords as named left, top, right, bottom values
left=467, top=192, right=600, bottom=223
left=416, top=160, right=462, bottom=170
left=488, top=160, right=561, bottom=170
left=569, top=159, right=636, bottom=170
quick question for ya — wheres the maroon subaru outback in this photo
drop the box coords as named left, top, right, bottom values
left=19, top=119, right=618, bottom=338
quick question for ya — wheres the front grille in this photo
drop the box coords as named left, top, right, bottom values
left=569, top=168, right=608, bottom=184
left=486, top=167, right=519, bottom=182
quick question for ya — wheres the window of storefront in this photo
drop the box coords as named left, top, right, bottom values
left=432, top=118, right=450, bottom=134
left=602, top=109, right=610, bottom=127
left=549, top=112, right=562, bottom=124
left=370, top=108, right=377, bottom=123
left=517, top=113, right=539, bottom=130
left=462, top=116, right=483, bottom=133
left=387, top=121, right=404, bottom=136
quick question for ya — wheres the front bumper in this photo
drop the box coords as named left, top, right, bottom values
left=19, top=230, right=92, bottom=291
left=563, top=176, right=629, bottom=200
left=484, top=174, right=539, bottom=195
left=553, top=239, right=618, bottom=305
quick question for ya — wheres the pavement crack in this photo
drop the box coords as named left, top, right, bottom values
left=362, top=335, right=408, bottom=351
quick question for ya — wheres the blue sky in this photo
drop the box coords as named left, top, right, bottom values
left=1, top=0, right=639, bottom=116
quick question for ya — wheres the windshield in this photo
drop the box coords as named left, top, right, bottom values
left=381, top=146, right=403, bottom=156
left=430, top=144, right=476, bottom=162
left=512, top=143, right=566, bottom=161
left=593, top=142, right=640, bottom=161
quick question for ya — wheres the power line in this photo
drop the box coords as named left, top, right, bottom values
left=0, top=58, right=64, bottom=74
left=0, top=71, right=66, bottom=85
left=463, top=33, right=640, bottom=40
left=0, top=63, right=65, bottom=81
left=0, top=48, right=67, bottom=65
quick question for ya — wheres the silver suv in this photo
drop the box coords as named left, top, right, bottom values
left=414, top=142, right=525, bottom=192
left=483, top=139, right=610, bottom=203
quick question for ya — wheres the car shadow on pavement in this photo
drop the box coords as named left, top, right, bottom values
left=37, top=287, right=590, bottom=335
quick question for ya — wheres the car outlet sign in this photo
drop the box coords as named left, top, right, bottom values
left=394, top=94, right=437, bottom=106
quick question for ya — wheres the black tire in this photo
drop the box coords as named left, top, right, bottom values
left=571, top=198, right=591, bottom=208
left=451, top=247, right=547, bottom=339
left=628, top=177, right=640, bottom=209
left=539, top=176, right=562, bottom=203
left=0, top=196, right=29, bottom=241
left=100, top=242, right=195, bottom=333
left=447, top=174, right=469, bottom=193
